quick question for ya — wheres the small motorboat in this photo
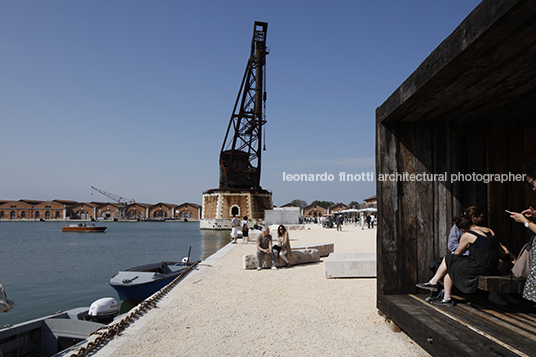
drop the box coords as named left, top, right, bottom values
left=0, top=297, right=118, bottom=357
left=62, top=223, right=107, bottom=232
left=109, top=261, right=195, bottom=302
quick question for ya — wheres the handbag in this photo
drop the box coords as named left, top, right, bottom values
left=512, top=235, right=535, bottom=279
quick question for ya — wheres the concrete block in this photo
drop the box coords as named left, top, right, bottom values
left=324, top=252, right=376, bottom=278
left=293, top=243, right=334, bottom=257
left=243, top=249, right=320, bottom=269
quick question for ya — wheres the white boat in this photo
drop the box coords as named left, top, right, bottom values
left=0, top=297, right=118, bottom=357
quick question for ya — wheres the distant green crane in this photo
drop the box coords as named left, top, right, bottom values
left=90, top=186, right=135, bottom=220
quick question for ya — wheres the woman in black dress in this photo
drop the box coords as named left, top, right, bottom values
left=416, top=214, right=505, bottom=307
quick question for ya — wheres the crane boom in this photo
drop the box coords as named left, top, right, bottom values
left=91, top=186, right=135, bottom=220
left=219, top=21, right=268, bottom=190
left=90, top=186, right=132, bottom=204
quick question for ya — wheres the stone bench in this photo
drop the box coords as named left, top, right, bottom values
left=243, top=249, right=320, bottom=269
left=292, top=243, right=334, bottom=257
left=477, top=275, right=526, bottom=293
left=324, top=252, right=376, bottom=278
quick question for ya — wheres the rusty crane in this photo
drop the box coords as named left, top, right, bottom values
left=219, top=21, right=269, bottom=191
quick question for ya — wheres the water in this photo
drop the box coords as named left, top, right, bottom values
left=0, top=221, right=229, bottom=327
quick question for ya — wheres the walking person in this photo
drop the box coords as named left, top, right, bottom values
left=241, top=216, right=249, bottom=244
left=231, top=215, right=239, bottom=244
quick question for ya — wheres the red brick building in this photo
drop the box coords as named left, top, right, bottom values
left=328, top=203, right=347, bottom=214
left=175, top=203, right=201, bottom=220
left=126, top=203, right=151, bottom=220
left=148, top=203, right=175, bottom=219
left=303, top=204, right=327, bottom=218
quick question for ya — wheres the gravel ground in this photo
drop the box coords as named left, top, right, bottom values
left=90, top=224, right=430, bottom=357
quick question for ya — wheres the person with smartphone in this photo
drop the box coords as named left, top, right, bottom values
left=508, top=161, right=536, bottom=302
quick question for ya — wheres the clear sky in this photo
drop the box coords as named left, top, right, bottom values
left=0, top=0, right=482, bottom=207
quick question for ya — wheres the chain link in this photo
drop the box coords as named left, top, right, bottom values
left=68, top=262, right=198, bottom=357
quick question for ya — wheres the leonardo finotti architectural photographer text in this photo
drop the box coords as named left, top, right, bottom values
left=377, top=172, right=526, bottom=184
left=282, top=172, right=374, bottom=182
left=281, top=172, right=526, bottom=183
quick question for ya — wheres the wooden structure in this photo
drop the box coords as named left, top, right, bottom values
left=376, top=0, right=536, bottom=355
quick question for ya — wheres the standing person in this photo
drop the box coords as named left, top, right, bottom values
left=275, top=225, right=292, bottom=267
left=370, top=214, right=376, bottom=228
left=256, top=226, right=277, bottom=270
left=508, top=161, right=536, bottom=302
left=241, top=216, right=249, bottom=244
left=336, top=215, right=342, bottom=231
left=361, top=214, right=365, bottom=230
left=366, top=214, right=371, bottom=229
left=231, top=215, right=239, bottom=244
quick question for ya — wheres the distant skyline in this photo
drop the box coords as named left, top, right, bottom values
left=0, top=0, right=482, bottom=206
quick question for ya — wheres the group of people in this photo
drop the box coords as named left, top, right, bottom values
left=416, top=161, right=536, bottom=307
left=231, top=215, right=292, bottom=270
left=231, top=215, right=251, bottom=245
left=255, top=224, right=292, bottom=270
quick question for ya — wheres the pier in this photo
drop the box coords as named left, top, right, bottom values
left=69, top=224, right=427, bottom=356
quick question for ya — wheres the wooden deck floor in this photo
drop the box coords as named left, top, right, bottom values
left=378, top=292, right=536, bottom=356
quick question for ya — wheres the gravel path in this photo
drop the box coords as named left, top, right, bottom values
left=90, top=224, right=429, bottom=357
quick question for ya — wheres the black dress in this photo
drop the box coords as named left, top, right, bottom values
left=445, top=230, right=499, bottom=293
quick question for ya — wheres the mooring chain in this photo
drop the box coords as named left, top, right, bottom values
left=69, top=262, right=198, bottom=357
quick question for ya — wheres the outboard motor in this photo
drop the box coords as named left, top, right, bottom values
left=87, top=297, right=119, bottom=324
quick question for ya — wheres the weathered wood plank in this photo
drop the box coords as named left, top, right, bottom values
left=478, top=275, right=525, bottom=293
left=378, top=294, right=523, bottom=357
left=376, top=121, right=401, bottom=295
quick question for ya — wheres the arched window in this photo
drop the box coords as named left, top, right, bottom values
left=231, top=206, right=239, bottom=216
left=55, top=211, right=61, bottom=219
left=45, top=211, right=51, bottom=219
left=0, top=211, right=4, bottom=219
left=10, top=211, right=15, bottom=219
left=35, top=211, right=40, bottom=219
left=21, top=211, right=26, bottom=219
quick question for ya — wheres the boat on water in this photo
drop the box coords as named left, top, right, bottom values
left=109, top=261, right=195, bottom=302
left=62, top=223, right=107, bottom=232
left=0, top=297, right=118, bottom=357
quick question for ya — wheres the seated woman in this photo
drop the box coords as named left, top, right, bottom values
left=417, top=214, right=506, bottom=307
left=274, top=225, right=292, bottom=268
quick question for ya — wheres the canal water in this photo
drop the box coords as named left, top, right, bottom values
left=0, top=221, right=230, bottom=327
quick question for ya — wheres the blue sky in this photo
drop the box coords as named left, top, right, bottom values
left=0, top=0, right=482, bottom=206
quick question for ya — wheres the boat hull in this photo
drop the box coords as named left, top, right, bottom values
left=0, top=307, right=106, bottom=357
left=109, top=262, right=191, bottom=302
left=111, top=276, right=177, bottom=302
left=62, top=226, right=107, bottom=232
